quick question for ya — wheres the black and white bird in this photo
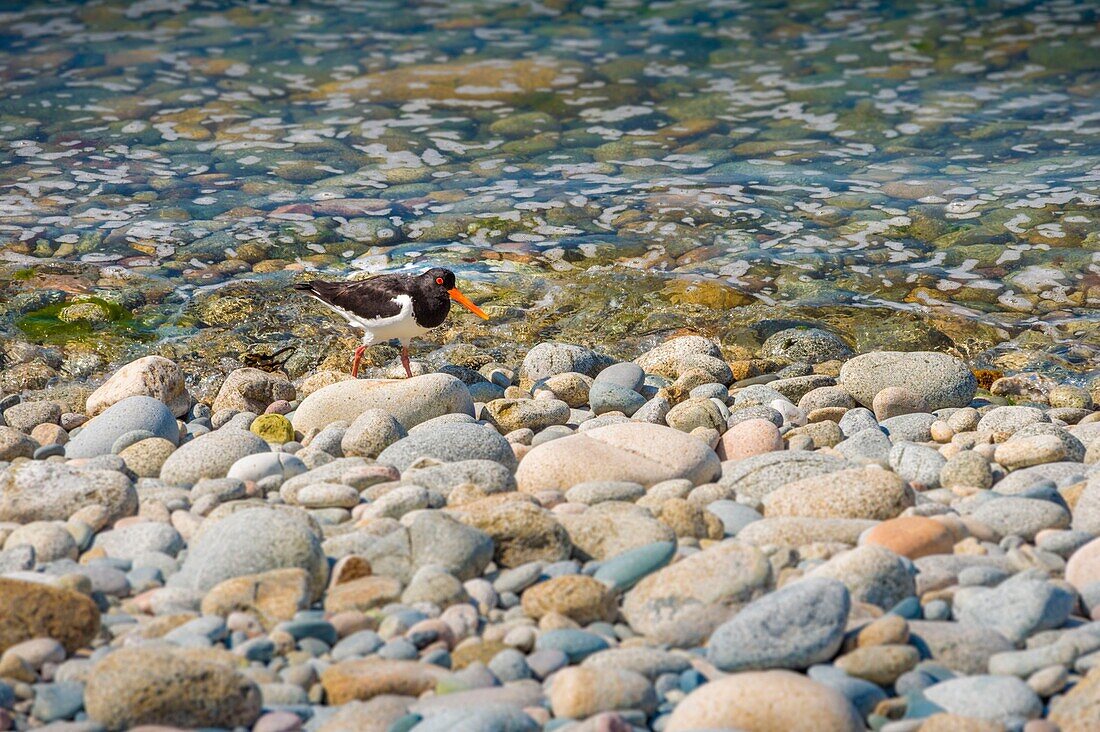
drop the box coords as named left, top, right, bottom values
left=294, top=267, right=489, bottom=378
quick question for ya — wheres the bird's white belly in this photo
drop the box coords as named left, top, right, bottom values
left=317, top=293, right=430, bottom=345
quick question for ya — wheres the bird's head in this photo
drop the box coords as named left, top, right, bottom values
left=423, top=267, right=489, bottom=320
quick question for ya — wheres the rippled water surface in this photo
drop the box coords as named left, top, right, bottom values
left=1, top=0, right=1098, bottom=381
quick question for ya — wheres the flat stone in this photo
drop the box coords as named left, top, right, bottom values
left=460, top=500, right=571, bottom=568
left=322, top=658, right=451, bottom=704
left=737, top=517, right=876, bottom=547
left=954, top=576, right=1075, bottom=644
left=292, top=374, right=474, bottom=435
left=200, top=568, right=311, bottom=630
left=483, top=398, right=570, bottom=433
left=594, top=541, right=677, bottom=592
left=516, top=422, right=719, bottom=493
left=923, top=675, right=1042, bottom=724
left=718, top=451, right=852, bottom=504
left=522, top=575, right=617, bottom=625
left=558, top=502, right=675, bottom=561
left=908, top=621, right=1015, bottom=675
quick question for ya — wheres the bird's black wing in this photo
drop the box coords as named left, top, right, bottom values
left=294, top=275, right=411, bottom=320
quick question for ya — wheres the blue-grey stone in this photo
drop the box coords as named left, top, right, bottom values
left=594, top=541, right=676, bottom=592
left=589, top=381, right=647, bottom=416
left=93, top=522, right=184, bottom=560
left=881, top=413, right=937, bottom=442
left=594, top=362, right=645, bottom=392
left=535, top=629, right=609, bottom=663
left=377, top=638, right=419, bottom=661
left=275, top=619, right=338, bottom=646
left=377, top=422, right=517, bottom=472
left=838, top=407, right=879, bottom=437
left=33, top=444, right=65, bottom=460
left=690, top=383, right=729, bottom=401
left=954, top=575, right=1075, bottom=643
left=526, top=649, right=568, bottom=680
left=923, top=675, right=1042, bottom=724
left=707, top=577, right=850, bottom=672
left=409, top=705, right=539, bottom=732
left=705, top=500, right=763, bottom=536
left=233, top=637, right=276, bottom=662
left=807, top=665, right=886, bottom=717
left=66, top=396, right=179, bottom=459
left=168, top=507, right=327, bottom=597
left=489, top=648, right=532, bottom=682
left=835, top=427, right=892, bottom=465
left=889, top=442, right=945, bottom=489
left=401, top=460, right=516, bottom=496
left=111, top=429, right=157, bottom=455
left=332, top=630, right=384, bottom=661
left=31, top=681, right=84, bottom=722
left=968, top=496, right=1070, bottom=541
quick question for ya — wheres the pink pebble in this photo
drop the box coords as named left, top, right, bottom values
left=253, top=711, right=303, bottom=732
left=717, top=418, right=783, bottom=461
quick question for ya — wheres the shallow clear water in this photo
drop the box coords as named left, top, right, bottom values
left=1, top=0, right=1098, bottom=379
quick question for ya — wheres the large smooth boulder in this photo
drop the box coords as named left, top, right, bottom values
left=516, top=422, right=720, bottom=493
left=292, top=374, right=473, bottom=434
left=86, top=355, right=189, bottom=417
left=0, top=461, right=137, bottom=524
left=65, top=396, right=179, bottom=459
left=839, top=351, right=976, bottom=411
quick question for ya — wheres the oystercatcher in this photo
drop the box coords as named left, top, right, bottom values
left=294, top=267, right=489, bottom=378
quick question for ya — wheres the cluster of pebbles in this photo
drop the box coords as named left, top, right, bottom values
left=1, top=328, right=1099, bottom=732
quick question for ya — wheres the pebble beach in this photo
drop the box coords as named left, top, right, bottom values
left=0, top=336, right=1099, bottom=732
left=2, top=0, right=1100, bottom=731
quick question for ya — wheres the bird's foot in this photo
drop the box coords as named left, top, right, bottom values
left=400, top=345, right=412, bottom=379
left=351, top=345, right=367, bottom=378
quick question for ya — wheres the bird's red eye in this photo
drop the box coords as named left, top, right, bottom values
left=436, top=277, right=444, bottom=285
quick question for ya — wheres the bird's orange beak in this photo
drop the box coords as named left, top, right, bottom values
left=448, top=288, right=489, bottom=320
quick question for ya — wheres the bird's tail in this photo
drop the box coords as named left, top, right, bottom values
left=293, top=281, right=317, bottom=293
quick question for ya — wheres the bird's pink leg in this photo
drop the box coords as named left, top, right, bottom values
left=351, top=345, right=366, bottom=378
left=400, top=345, right=412, bottom=378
